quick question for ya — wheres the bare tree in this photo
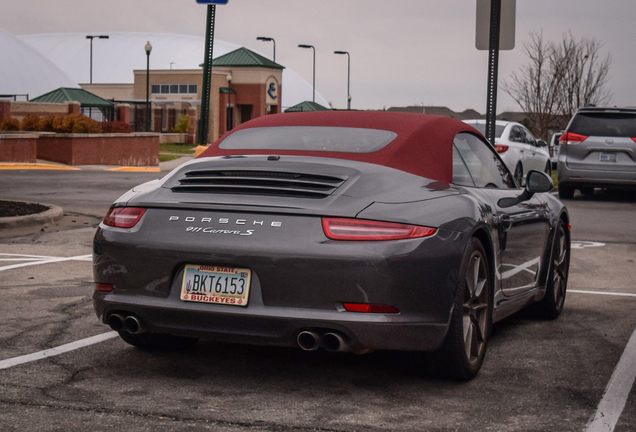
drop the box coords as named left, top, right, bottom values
left=502, top=31, right=612, bottom=140
left=555, top=33, right=612, bottom=118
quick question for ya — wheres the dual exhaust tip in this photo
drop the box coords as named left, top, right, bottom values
left=297, top=330, right=349, bottom=352
left=107, top=314, right=147, bottom=334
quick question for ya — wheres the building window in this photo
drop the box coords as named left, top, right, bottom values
left=150, top=84, right=198, bottom=96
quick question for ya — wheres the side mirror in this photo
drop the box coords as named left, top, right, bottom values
left=537, top=140, right=548, bottom=148
left=498, top=170, right=553, bottom=208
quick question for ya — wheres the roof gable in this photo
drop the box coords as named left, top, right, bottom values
left=31, top=87, right=114, bottom=107
left=213, top=47, right=284, bottom=69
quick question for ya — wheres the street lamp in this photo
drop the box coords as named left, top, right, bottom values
left=226, top=74, right=234, bottom=131
left=145, top=41, right=152, bottom=133
left=86, top=35, right=109, bottom=84
left=256, top=37, right=276, bottom=62
left=298, top=44, right=315, bottom=102
left=334, top=51, right=351, bottom=110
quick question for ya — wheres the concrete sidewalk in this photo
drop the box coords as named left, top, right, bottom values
left=0, top=156, right=195, bottom=172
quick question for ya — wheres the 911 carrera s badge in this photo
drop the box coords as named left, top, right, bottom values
left=185, top=226, right=255, bottom=236
left=181, top=264, right=251, bottom=307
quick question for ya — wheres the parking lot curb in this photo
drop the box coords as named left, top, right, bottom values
left=106, top=166, right=161, bottom=172
left=0, top=201, right=64, bottom=229
left=0, top=163, right=80, bottom=171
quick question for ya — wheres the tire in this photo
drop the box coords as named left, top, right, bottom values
left=514, top=163, right=524, bottom=187
left=434, top=238, right=492, bottom=380
left=535, top=219, right=570, bottom=319
left=558, top=184, right=575, bottom=199
left=118, top=331, right=198, bottom=351
left=544, top=161, right=552, bottom=178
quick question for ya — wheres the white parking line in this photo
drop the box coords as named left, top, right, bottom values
left=569, top=290, right=636, bottom=298
left=585, top=328, right=636, bottom=432
left=0, top=332, right=118, bottom=370
left=0, top=254, right=92, bottom=272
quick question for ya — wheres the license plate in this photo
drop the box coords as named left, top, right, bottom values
left=180, top=265, right=251, bottom=307
left=600, top=153, right=617, bottom=162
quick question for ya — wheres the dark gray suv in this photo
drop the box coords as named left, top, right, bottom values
left=557, top=107, right=636, bottom=199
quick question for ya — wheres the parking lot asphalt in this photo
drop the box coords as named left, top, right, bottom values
left=0, top=171, right=635, bottom=431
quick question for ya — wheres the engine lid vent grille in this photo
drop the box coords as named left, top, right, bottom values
left=170, top=169, right=348, bottom=198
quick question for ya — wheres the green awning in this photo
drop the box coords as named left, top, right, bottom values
left=31, top=87, right=114, bottom=108
left=284, top=101, right=330, bottom=113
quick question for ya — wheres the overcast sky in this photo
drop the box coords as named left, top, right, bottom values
left=2, top=0, right=635, bottom=113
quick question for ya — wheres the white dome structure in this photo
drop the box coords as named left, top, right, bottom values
left=18, top=32, right=329, bottom=109
left=0, top=28, right=78, bottom=99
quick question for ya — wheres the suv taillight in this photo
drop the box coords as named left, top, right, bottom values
left=103, top=207, right=147, bottom=228
left=560, top=132, right=588, bottom=144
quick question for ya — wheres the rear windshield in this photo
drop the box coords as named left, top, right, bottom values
left=569, top=113, right=636, bottom=137
left=466, top=123, right=506, bottom=139
left=219, top=126, right=397, bottom=153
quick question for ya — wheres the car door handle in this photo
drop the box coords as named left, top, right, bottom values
left=497, top=214, right=512, bottom=231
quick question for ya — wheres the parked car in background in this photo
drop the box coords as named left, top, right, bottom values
left=557, top=107, right=636, bottom=199
left=463, top=120, right=552, bottom=185
left=550, top=131, right=564, bottom=169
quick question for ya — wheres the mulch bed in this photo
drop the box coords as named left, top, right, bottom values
left=0, top=200, right=49, bottom=218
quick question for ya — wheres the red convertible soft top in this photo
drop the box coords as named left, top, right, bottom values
left=198, top=111, right=479, bottom=183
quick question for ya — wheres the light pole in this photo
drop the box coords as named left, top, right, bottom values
left=86, top=35, right=109, bottom=84
left=256, top=37, right=276, bottom=62
left=334, top=51, right=351, bottom=110
left=226, top=74, right=233, bottom=132
left=145, top=41, right=152, bottom=133
left=298, top=44, right=315, bottom=102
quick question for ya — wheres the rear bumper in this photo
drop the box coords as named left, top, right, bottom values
left=558, top=159, right=636, bottom=188
left=93, top=291, right=450, bottom=352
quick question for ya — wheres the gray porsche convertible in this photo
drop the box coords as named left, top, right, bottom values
left=93, top=111, right=570, bottom=380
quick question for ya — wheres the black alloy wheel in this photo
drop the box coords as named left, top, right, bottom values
left=536, top=220, right=570, bottom=319
left=544, top=161, right=552, bottom=178
left=558, top=184, right=575, bottom=199
left=435, top=238, right=492, bottom=380
left=514, top=163, right=524, bottom=187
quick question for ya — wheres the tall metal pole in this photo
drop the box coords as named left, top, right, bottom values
left=89, top=38, right=93, bottom=84
left=485, top=0, right=501, bottom=145
left=256, top=37, right=276, bottom=62
left=334, top=51, right=351, bottom=110
left=298, top=45, right=315, bottom=102
left=86, top=35, right=109, bottom=85
left=145, top=41, right=152, bottom=133
left=199, top=5, right=217, bottom=145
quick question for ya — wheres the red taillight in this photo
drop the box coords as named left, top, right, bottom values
left=95, top=283, right=113, bottom=292
left=322, top=218, right=436, bottom=241
left=560, top=132, right=588, bottom=144
left=632, top=138, right=636, bottom=144
left=343, top=303, right=400, bottom=314
left=103, top=207, right=146, bottom=228
left=495, top=144, right=509, bottom=153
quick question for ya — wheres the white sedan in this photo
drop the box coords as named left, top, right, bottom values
left=463, top=120, right=551, bottom=186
